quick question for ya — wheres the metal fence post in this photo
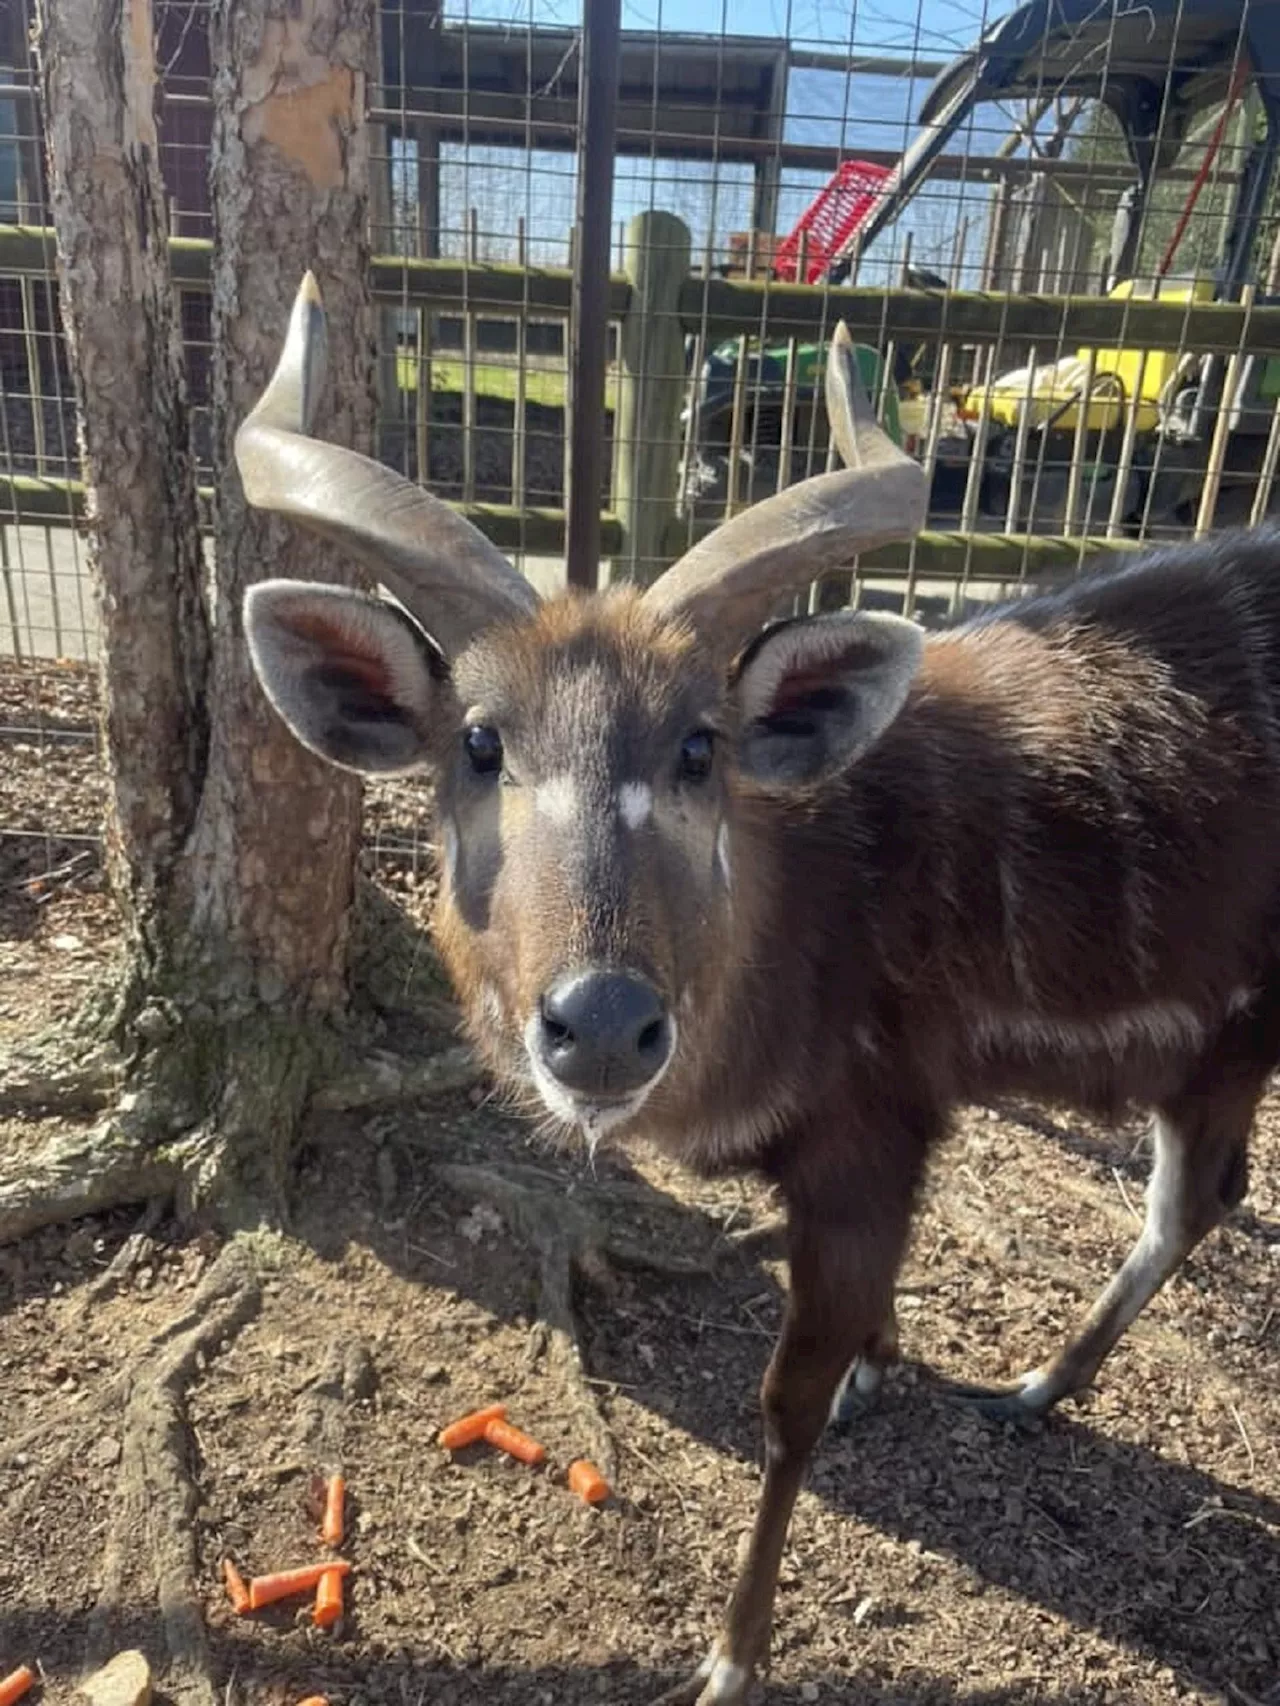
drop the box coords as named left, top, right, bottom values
left=610, top=209, right=691, bottom=586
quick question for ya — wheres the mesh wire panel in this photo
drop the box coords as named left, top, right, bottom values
left=1, top=0, right=1277, bottom=884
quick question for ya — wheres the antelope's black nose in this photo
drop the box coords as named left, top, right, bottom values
left=536, top=971, right=671, bottom=1097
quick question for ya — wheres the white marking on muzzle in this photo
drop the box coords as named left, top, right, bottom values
left=618, top=781, right=653, bottom=829
left=535, top=773, right=579, bottom=826
left=520, top=1010, right=678, bottom=1157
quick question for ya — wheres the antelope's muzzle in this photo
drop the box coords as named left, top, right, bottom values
left=535, top=969, right=672, bottom=1099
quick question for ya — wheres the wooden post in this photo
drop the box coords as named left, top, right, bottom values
left=610, top=209, right=691, bottom=586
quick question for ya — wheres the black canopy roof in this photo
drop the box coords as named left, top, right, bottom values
left=919, top=0, right=1280, bottom=164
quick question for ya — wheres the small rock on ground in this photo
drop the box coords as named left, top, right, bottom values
left=77, top=1651, right=152, bottom=1706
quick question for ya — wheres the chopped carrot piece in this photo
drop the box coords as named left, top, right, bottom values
left=437, top=1401, right=507, bottom=1451
left=320, top=1473, right=345, bottom=1547
left=248, top=1559, right=351, bottom=1610
left=222, top=1557, right=251, bottom=1614
left=483, top=1416, right=546, bottom=1466
left=567, top=1459, right=610, bottom=1504
left=0, top=1668, right=36, bottom=1706
left=296, top=1697, right=329, bottom=1706
left=313, top=1565, right=345, bottom=1629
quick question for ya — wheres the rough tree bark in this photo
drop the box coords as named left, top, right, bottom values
left=2, top=0, right=377, bottom=1239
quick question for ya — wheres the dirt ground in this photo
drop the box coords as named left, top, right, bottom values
left=1, top=660, right=1278, bottom=1706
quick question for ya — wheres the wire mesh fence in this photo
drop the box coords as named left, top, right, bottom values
left=2, top=0, right=1279, bottom=898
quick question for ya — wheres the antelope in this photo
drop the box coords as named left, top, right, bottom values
left=238, top=273, right=1279, bottom=1705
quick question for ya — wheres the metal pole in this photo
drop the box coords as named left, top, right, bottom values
left=565, top=0, right=621, bottom=588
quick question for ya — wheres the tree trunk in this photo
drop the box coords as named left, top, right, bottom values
left=14, top=0, right=377, bottom=1237
left=197, top=0, right=374, bottom=1013
left=160, top=0, right=375, bottom=1216
left=34, top=0, right=208, bottom=933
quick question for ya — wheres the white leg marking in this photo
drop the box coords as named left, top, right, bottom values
left=829, top=1356, right=883, bottom=1423
left=716, top=821, right=732, bottom=889
left=702, top=1656, right=748, bottom=1702
left=1080, top=1114, right=1187, bottom=1339
left=854, top=1359, right=883, bottom=1397
left=1012, top=1367, right=1058, bottom=1410
left=1132, top=1114, right=1185, bottom=1276
left=535, top=773, right=578, bottom=826
left=618, top=781, right=654, bottom=829
left=829, top=1363, right=854, bottom=1424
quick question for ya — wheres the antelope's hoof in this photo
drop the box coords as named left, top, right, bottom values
left=941, top=1368, right=1057, bottom=1423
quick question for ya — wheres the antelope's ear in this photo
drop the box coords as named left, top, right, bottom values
left=731, top=609, right=923, bottom=790
left=244, top=580, right=446, bottom=775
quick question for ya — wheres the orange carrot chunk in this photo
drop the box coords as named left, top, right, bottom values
left=320, top=1473, right=345, bottom=1547
left=248, top=1559, right=352, bottom=1610
left=222, top=1557, right=252, bottom=1614
left=483, top=1416, right=546, bottom=1466
left=567, top=1459, right=610, bottom=1504
left=437, top=1401, right=507, bottom=1451
left=0, top=1667, right=36, bottom=1706
left=313, top=1565, right=345, bottom=1629
left=296, top=1697, right=329, bottom=1706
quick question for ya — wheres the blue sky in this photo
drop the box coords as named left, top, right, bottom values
left=445, top=0, right=1001, bottom=57
left=426, top=0, right=1028, bottom=282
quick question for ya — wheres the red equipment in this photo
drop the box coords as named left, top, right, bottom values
left=771, top=158, right=894, bottom=284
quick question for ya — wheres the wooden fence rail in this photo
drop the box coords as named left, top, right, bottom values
left=2, top=223, right=1276, bottom=353
left=0, top=208, right=1261, bottom=659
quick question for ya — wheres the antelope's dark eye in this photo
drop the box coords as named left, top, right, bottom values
left=464, top=724, right=503, bottom=776
left=679, top=729, right=714, bottom=782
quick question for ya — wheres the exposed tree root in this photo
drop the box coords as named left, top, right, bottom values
left=0, top=1114, right=179, bottom=1247
left=0, top=1012, right=482, bottom=1249
left=311, top=1044, right=483, bottom=1111
left=81, top=1197, right=169, bottom=1306
left=285, top=1335, right=377, bottom=1475
left=0, top=1062, right=118, bottom=1120
left=85, top=1239, right=262, bottom=1704
left=436, top=1162, right=718, bottom=1482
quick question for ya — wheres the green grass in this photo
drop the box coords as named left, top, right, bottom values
left=395, top=353, right=620, bottom=412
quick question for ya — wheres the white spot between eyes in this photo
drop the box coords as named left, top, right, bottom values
left=716, top=821, right=732, bottom=889
left=618, top=782, right=653, bottom=829
left=535, top=774, right=578, bottom=826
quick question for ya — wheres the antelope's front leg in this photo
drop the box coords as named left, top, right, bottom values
left=654, top=1190, right=912, bottom=1706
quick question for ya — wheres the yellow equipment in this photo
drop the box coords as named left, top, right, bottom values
left=959, top=276, right=1217, bottom=437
